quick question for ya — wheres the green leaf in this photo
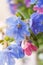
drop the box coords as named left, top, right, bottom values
left=4, top=36, right=10, bottom=41
left=30, top=29, right=39, bottom=48
left=0, top=40, right=4, bottom=43
left=36, top=32, right=43, bottom=45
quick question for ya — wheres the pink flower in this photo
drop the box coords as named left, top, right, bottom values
left=30, top=43, right=38, bottom=51
left=23, top=42, right=38, bottom=56
left=33, top=5, right=43, bottom=14
left=33, top=5, right=38, bottom=11
left=24, top=0, right=31, bottom=8
left=38, top=8, right=43, bottom=14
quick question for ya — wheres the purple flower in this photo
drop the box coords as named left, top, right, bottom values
left=29, top=13, right=43, bottom=34
left=7, top=0, right=18, bottom=14
left=9, top=4, right=18, bottom=14
left=24, top=0, right=36, bottom=8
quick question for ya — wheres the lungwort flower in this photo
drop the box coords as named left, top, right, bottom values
left=33, top=0, right=43, bottom=14
left=7, top=44, right=25, bottom=58
left=29, top=13, right=43, bottom=34
left=7, top=0, right=18, bottom=14
left=24, top=0, right=36, bottom=8
left=23, top=42, right=38, bottom=56
left=0, top=49, right=15, bottom=65
left=6, top=16, right=30, bottom=42
left=22, top=39, right=38, bottom=56
left=0, top=43, right=24, bottom=65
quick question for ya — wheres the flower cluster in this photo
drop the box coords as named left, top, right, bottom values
left=7, top=0, right=36, bottom=17
left=33, top=0, right=43, bottom=14
left=0, top=0, right=43, bottom=65
left=30, top=0, right=43, bottom=34
left=30, top=13, right=43, bottom=34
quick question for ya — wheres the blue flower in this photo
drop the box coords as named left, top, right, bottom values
left=7, top=44, right=25, bottom=58
left=36, top=0, right=43, bottom=7
left=0, top=43, right=24, bottom=65
left=29, top=13, right=43, bottom=34
left=0, top=51, right=15, bottom=65
left=30, top=0, right=37, bottom=4
left=6, top=16, right=30, bottom=42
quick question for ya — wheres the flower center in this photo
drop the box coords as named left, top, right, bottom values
left=17, top=24, right=22, bottom=29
